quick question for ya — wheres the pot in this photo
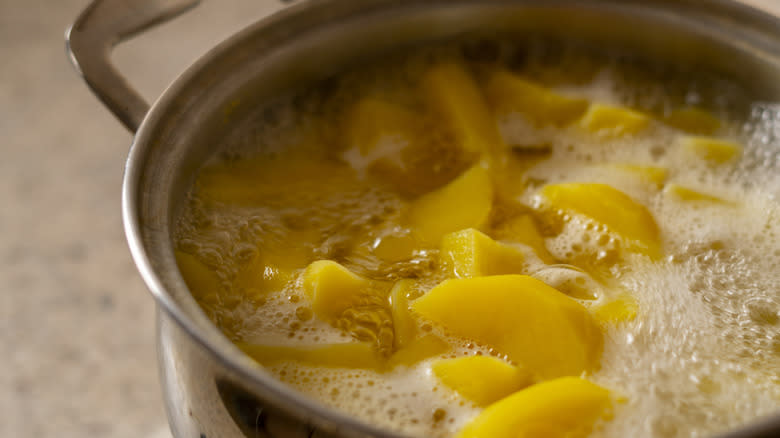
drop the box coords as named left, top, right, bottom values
left=67, top=1, right=780, bottom=437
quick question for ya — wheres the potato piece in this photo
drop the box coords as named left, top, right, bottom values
left=175, top=251, right=220, bottom=303
left=485, top=70, right=589, bottom=126
left=540, top=183, right=661, bottom=258
left=412, top=275, right=603, bottom=380
left=238, top=342, right=383, bottom=370
left=346, top=98, right=419, bottom=156
left=302, top=260, right=372, bottom=321
left=233, top=257, right=294, bottom=299
left=592, top=293, right=639, bottom=325
left=604, top=164, right=668, bottom=190
left=433, top=356, right=533, bottom=406
left=386, top=334, right=450, bottom=369
left=372, top=231, right=419, bottom=263
left=681, top=136, right=742, bottom=165
left=422, top=62, right=506, bottom=156
left=440, top=228, right=525, bottom=278
left=493, top=214, right=555, bottom=264
left=456, top=377, right=615, bottom=438
left=664, top=183, right=735, bottom=205
left=407, top=165, right=493, bottom=245
left=578, top=103, right=651, bottom=138
left=663, top=107, right=721, bottom=135
left=390, top=280, right=418, bottom=349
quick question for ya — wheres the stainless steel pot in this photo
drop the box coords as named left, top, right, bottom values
left=67, top=1, right=780, bottom=437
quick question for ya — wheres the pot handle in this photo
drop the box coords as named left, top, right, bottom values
left=66, top=0, right=201, bottom=133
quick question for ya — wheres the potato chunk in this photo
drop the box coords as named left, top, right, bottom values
left=681, top=136, right=742, bottom=164
left=389, top=280, right=418, bottom=348
left=485, top=70, right=589, bottom=126
left=346, top=98, right=419, bottom=157
left=540, top=183, right=661, bottom=258
left=386, top=334, right=450, bottom=369
left=493, top=214, right=555, bottom=264
left=302, top=260, right=372, bottom=321
left=440, top=228, right=525, bottom=278
left=456, top=377, right=615, bottom=438
left=578, top=103, right=651, bottom=138
left=592, top=292, right=639, bottom=325
left=663, top=107, right=721, bottom=135
left=238, top=342, right=383, bottom=370
left=432, top=356, right=533, bottom=406
left=664, top=184, right=735, bottom=205
left=422, top=62, right=506, bottom=156
left=407, top=165, right=493, bottom=245
left=412, top=275, right=603, bottom=380
left=604, top=163, right=668, bottom=190
left=175, top=251, right=220, bottom=304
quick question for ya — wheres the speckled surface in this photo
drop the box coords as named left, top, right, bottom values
left=2, top=1, right=777, bottom=438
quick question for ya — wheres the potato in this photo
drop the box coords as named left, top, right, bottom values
left=346, top=98, right=419, bottom=156
left=603, top=163, right=668, bottom=190
left=485, top=70, right=589, bottom=126
left=664, top=183, right=735, bottom=205
left=493, top=214, right=555, bottom=264
left=302, top=260, right=372, bottom=321
left=540, top=183, right=661, bottom=258
left=386, top=334, right=450, bottom=369
left=407, top=165, right=493, bottom=245
left=412, top=275, right=603, bottom=380
left=578, top=103, right=651, bottom=138
left=456, top=377, right=615, bottom=438
left=422, top=62, right=506, bottom=156
left=592, top=292, right=639, bottom=325
left=440, top=228, right=525, bottom=278
left=389, top=280, right=419, bottom=349
left=681, top=136, right=742, bottom=165
left=174, top=250, right=220, bottom=304
left=432, top=356, right=533, bottom=406
left=238, top=341, right=383, bottom=370
left=663, top=107, right=721, bottom=135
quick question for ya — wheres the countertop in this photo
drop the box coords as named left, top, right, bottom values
left=2, top=1, right=778, bottom=438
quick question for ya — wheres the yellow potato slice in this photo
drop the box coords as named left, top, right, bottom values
left=456, top=377, right=615, bottom=438
left=233, top=258, right=293, bottom=299
left=484, top=70, right=589, bottom=126
left=389, top=280, right=418, bottom=349
left=372, top=232, right=418, bottom=263
left=440, top=228, right=525, bottom=278
left=238, top=342, right=383, bottom=370
left=407, top=165, right=493, bottom=245
left=412, top=275, right=603, bottom=380
left=578, top=103, right=651, bottom=138
left=681, top=136, right=742, bottom=165
left=422, top=62, right=506, bottom=156
left=175, top=251, right=220, bottom=303
left=346, top=98, right=419, bottom=156
left=386, top=334, right=450, bottom=369
left=302, top=260, right=372, bottom=321
left=432, top=356, right=533, bottom=406
left=592, top=292, right=639, bottom=326
left=664, top=184, right=735, bottom=205
left=604, top=163, right=668, bottom=190
left=493, top=214, right=555, bottom=264
left=663, top=107, right=721, bottom=135
left=540, top=183, right=661, bottom=258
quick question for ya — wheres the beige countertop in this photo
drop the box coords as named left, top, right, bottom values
left=2, top=1, right=777, bottom=438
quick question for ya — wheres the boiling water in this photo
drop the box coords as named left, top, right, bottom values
left=174, top=39, right=780, bottom=437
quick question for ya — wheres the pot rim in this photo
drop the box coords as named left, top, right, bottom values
left=123, top=1, right=780, bottom=437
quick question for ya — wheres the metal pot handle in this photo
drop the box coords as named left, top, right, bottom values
left=66, top=0, right=201, bottom=133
